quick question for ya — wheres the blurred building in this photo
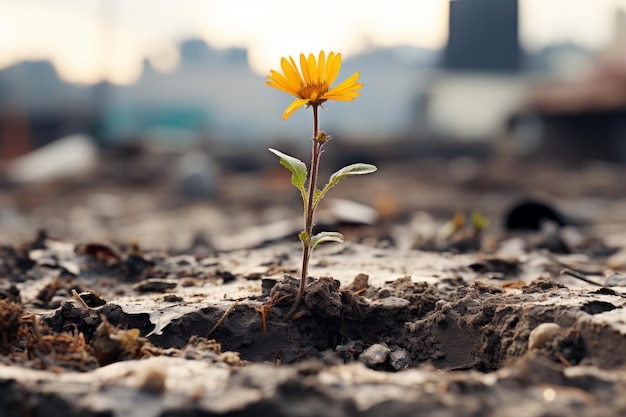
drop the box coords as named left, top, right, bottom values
left=444, top=0, right=521, bottom=73
left=505, top=8, right=626, bottom=162
left=0, top=40, right=439, bottom=155
left=0, top=61, right=96, bottom=160
left=425, top=0, right=527, bottom=140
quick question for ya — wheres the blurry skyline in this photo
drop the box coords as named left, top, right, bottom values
left=2, top=0, right=626, bottom=85
left=0, top=41, right=440, bottom=144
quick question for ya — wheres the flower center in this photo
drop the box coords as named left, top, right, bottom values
left=299, top=83, right=329, bottom=105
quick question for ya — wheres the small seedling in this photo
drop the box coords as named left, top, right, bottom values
left=266, top=51, right=377, bottom=320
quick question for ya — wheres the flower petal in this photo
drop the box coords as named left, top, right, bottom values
left=308, top=53, right=318, bottom=84
left=266, top=70, right=298, bottom=95
left=282, top=98, right=309, bottom=120
left=266, top=50, right=362, bottom=118
left=317, top=51, right=326, bottom=84
left=299, top=54, right=311, bottom=85
left=326, top=52, right=342, bottom=86
left=288, top=56, right=302, bottom=80
left=331, top=72, right=362, bottom=92
left=280, top=58, right=302, bottom=91
left=323, top=52, right=335, bottom=82
left=324, top=72, right=363, bottom=101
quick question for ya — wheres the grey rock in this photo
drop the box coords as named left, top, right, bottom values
left=175, top=151, right=218, bottom=199
left=359, top=344, right=390, bottom=367
left=389, top=349, right=410, bottom=371
left=605, top=273, right=626, bottom=287
left=528, top=323, right=562, bottom=350
left=371, top=296, right=410, bottom=310
left=132, top=278, right=178, bottom=293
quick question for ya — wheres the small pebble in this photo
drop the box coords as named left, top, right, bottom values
left=163, top=294, right=184, bottom=303
left=607, top=249, right=626, bottom=270
left=134, top=367, right=167, bottom=394
left=347, top=273, right=370, bottom=293
left=359, top=343, right=390, bottom=366
left=389, top=349, right=410, bottom=371
left=261, top=278, right=278, bottom=296
left=605, top=273, right=626, bottom=287
left=166, top=255, right=198, bottom=267
left=133, top=278, right=178, bottom=293
left=371, top=297, right=410, bottom=310
left=377, top=288, right=392, bottom=298
left=528, top=323, right=562, bottom=350
left=218, top=351, right=244, bottom=366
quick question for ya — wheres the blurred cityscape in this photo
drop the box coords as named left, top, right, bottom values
left=4, top=0, right=626, bottom=248
left=2, top=0, right=626, bottom=167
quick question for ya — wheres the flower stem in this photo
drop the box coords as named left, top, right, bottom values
left=285, top=105, right=322, bottom=321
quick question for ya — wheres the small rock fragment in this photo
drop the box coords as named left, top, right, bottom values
left=166, top=255, right=197, bottom=267
left=134, top=367, right=167, bottom=394
left=335, top=340, right=363, bottom=360
left=359, top=343, right=390, bottom=367
left=163, top=294, right=184, bottom=303
left=75, top=242, right=123, bottom=264
left=304, top=277, right=342, bottom=318
left=133, top=278, right=178, bottom=293
left=175, top=150, right=218, bottom=199
left=389, top=349, right=410, bottom=371
left=218, top=351, right=245, bottom=366
left=371, top=297, right=410, bottom=310
left=347, top=273, right=369, bottom=293
left=216, top=270, right=237, bottom=283
left=605, top=273, right=626, bottom=287
left=528, top=323, right=563, bottom=350
left=607, top=249, right=626, bottom=270
left=261, top=278, right=278, bottom=296
left=469, top=254, right=520, bottom=275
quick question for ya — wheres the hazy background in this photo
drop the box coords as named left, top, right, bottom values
left=2, top=0, right=626, bottom=169
left=2, top=0, right=626, bottom=247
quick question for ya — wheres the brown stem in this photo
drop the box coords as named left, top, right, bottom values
left=284, top=105, right=322, bottom=321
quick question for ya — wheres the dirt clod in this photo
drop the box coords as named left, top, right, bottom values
left=304, top=277, right=342, bottom=318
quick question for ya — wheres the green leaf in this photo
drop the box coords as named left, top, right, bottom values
left=311, top=231, right=344, bottom=250
left=471, top=211, right=489, bottom=232
left=313, top=189, right=322, bottom=203
left=268, top=148, right=307, bottom=198
left=329, top=163, right=378, bottom=187
left=315, top=163, right=377, bottom=206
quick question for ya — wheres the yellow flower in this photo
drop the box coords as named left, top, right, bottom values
left=266, top=51, right=363, bottom=120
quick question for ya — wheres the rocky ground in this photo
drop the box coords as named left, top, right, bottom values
left=1, top=150, right=626, bottom=416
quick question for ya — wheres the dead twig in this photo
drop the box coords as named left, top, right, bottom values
left=560, top=268, right=602, bottom=286
left=207, top=300, right=240, bottom=338
left=288, top=349, right=310, bottom=363
left=556, top=353, right=572, bottom=367
left=354, top=288, right=367, bottom=296
left=71, top=289, right=93, bottom=310
left=255, top=292, right=291, bottom=333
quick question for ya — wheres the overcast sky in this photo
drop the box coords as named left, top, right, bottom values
left=1, top=0, right=625, bottom=84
